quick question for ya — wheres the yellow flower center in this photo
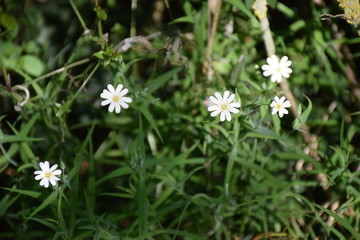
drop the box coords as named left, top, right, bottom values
left=221, top=104, right=228, bottom=110
left=112, top=96, right=119, bottom=102
left=45, top=172, right=52, bottom=179
left=275, top=67, right=281, bottom=72
left=275, top=103, right=282, bottom=109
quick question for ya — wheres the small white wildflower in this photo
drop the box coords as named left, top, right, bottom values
left=261, top=55, right=292, bottom=83
left=225, top=20, right=234, bottom=36
left=270, top=96, right=291, bottom=118
left=34, top=161, right=62, bottom=188
left=207, top=91, right=241, bottom=122
left=100, top=84, right=132, bottom=114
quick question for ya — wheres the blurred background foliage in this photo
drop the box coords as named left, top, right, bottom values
left=0, top=0, right=360, bottom=239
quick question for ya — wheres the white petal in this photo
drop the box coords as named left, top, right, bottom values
left=270, top=74, right=280, bottom=83
left=282, top=72, right=290, bottom=78
left=279, top=56, right=289, bottom=66
left=210, top=109, right=221, bottom=117
left=35, top=174, right=44, bottom=180
left=49, top=178, right=57, bottom=186
left=39, top=162, right=45, bottom=169
left=272, top=108, right=278, bottom=115
left=278, top=110, right=284, bottom=118
left=49, top=164, right=58, bottom=172
left=214, top=92, right=222, bottom=101
left=101, top=99, right=111, bottom=106
left=34, top=170, right=43, bottom=175
left=223, top=91, right=230, bottom=101
left=227, top=93, right=235, bottom=103
left=209, top=96, right=220, bottom=105
left=283, top=100, right=291, bottom=108
left=108, top=104, right=115, bottom=112
left=229, top=108, right=239, bottom=114
left=100, top=90, right=111, bottom=99
left=122, top=97, right=132, bottom=103
left=107, top=84, right=116, bottom=94
left=283, top=68, right=292, bottom=74
left=115, top=105, right=121, bottom=113
left=41, top=161, right=50, bottom=171
left=280, top=57, right=292, bottom=67
left=115, top=84, right=124, bottom=93
left=220, top=112, right=226, bottom=121
left=270, top=101, right=276, bottom=107
left=261, top=64, right=272, bottom=71
left=267, top=55, right=278, bottom=66
left=282, top=60, right=292, bottom=67
left=52, top=169, right=62, bottom=176
left=119, top=88, right=129, bottom=96
left=263, top=69, right=274, bottom=77
left=53, top=176, right=60, bottom=181
left=119, top=101, right=129, bottom=109
left=274, top=96, right=280, bottom=102
left=279, top=96, right=286, bottom=103
left=40, top=178, right=49, bottom=188
left=229, top=102, right=241, bottom=108
left=225, top=111, right=232, bottom=121
left=208, top=105, right=218, bottom=112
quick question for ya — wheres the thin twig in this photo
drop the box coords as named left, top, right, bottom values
left=23, top=58, right=91, bottom=86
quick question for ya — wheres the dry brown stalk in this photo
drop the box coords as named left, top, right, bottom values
left=204, top=0, right=222, bottom=81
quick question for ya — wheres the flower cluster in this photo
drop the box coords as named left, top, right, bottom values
left=206, top=55, right=293, bottom=121
left=261, top=55, right=292, bottom=118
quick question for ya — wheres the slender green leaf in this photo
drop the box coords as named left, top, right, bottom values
left=226, top=0, right=257, bottom=20
left=315, top=204, right=359, bottom=239
left=138, top=104, right=163, bottom=143
left=26, top=191, right=58, bottom=222
left=95, top=166, right=133, bottom=186
left=293, top=96, right=312, bottom=129
left=0, top=135, right=43, bottom=143
left=2, top=188, right=41, bottom=198
left=145, top=67, right=183, bottom=93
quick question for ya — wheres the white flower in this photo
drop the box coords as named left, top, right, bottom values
left=100, top=84, right=132, bottom=113
left=261, top=55, right=292, bottom=83
left=270, top=96, right=291, bottom=118
left=207, top=91, right=241, bottom=122
left=34, top=161, right=62, bottom=188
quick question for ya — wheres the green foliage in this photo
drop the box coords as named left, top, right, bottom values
left=1, top=0, right=360, bottom=239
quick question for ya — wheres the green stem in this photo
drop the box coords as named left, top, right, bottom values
left=0, top=53, right=11, bottom=91
left=23, top=58, right=91, bottom=86
left=68, top=62, right=100, bottom=104
left=69, top=0, right=89, bottom=32
left=57, top=191, right=68, bottom=239
left=98, top=19, right=105, bottom=49
left=130, top=0, right=138, bottom=37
